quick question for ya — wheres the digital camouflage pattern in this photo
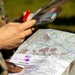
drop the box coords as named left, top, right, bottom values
left=0, top=53, right=8, bottom=75
left=0, top=0, right=5, bottom=27
left=0, top=0, right=8, bottom=75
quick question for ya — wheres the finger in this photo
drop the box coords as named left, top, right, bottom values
left=21, top=28, right=33, bottom=38
left=31, top=27, right=35, bottom=31
left=21, top=20, right=36, bottom=30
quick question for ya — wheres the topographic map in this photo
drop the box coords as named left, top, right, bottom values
left=9, top=29, right=75, bottom=75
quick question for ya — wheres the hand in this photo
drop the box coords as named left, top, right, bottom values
left=5, top=61, right=23, bottom=73
left=0, top=20, right=36, bottom=50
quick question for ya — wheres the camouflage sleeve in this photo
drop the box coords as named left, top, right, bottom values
left=0, top=1, right=8, bottom=75
left=0, top=52, right=8, bottom=75
left=0, top=0, right=6, bottom=27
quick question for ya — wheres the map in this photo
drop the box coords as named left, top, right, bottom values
left=9, top=29, right=75, bottom=75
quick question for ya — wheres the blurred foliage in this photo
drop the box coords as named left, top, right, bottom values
left=4, top=0, right=50, bottom=18
left=4, top=0, right=75, bottom=32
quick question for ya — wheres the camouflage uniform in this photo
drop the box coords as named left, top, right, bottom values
left=0, top=0, right=5, bottom=27
left=0, top=0, right=8, bottom=75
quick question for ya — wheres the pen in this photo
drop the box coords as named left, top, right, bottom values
left=22, top=10, right=31, bottom=22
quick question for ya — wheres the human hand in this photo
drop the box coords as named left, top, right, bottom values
left=5, top=61, right=23, bottom=73
left=0, top=20, right=36, bottom=50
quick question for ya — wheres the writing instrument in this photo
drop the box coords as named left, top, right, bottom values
left=22, top=10, right=31, bottom=22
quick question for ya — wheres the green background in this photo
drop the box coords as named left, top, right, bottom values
left=4, top=0, right=75, bottom=33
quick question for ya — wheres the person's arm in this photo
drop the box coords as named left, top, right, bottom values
left=0, top=20, right=36, bottom=50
